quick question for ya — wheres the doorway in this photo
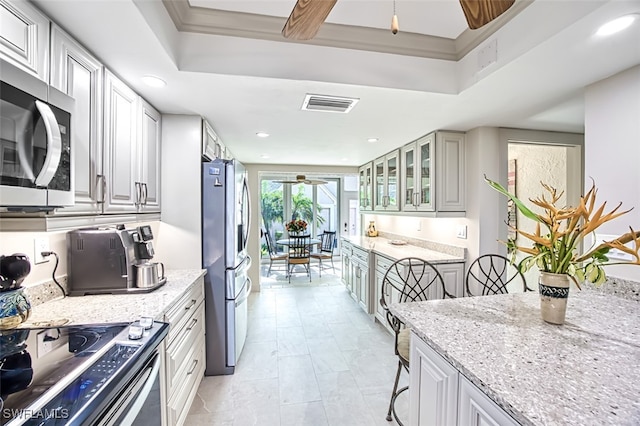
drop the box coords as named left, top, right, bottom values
left=507, top=141, right=582, bottom=287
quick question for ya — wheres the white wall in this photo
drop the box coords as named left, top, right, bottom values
left=584, top=65, right=640, bottom=281
left=155, top=114, right=203, bottom=269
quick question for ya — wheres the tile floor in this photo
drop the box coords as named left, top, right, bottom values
left=185, top=263, right=409, bottom=425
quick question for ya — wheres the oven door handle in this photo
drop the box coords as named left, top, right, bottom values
left=34, top=100, right=63, bottom=187
left=106, top=352, right=162, bottom=426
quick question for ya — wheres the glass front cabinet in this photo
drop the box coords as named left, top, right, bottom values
left=373, top=149, right=400, bottom=211
left=401, top=131, right=465, bottom=213
left=358, top=162, right=373, bottom=211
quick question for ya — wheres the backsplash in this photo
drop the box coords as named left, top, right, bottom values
left=24, top=276, right=68, bottom=307
left=377, top=231, right=466, bottom=259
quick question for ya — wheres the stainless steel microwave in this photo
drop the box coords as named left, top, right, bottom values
left=0, top=58, right=74, bottom=210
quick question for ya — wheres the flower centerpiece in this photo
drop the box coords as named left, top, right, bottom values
left=285, top=219, right=308, bottom=235
left=485, top=175, right=640, bottom=324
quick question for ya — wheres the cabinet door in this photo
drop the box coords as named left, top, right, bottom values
left=50, top=24, right=103, bottom=214
left=416, top=133, right=434, bottom=211
left=436, top=132, right=466, bottom=212
left=0, top=0, right=49, bottom=81
left=458, top=376, right=519, bottom=426
left=138, top=99, right=161, bottom=212
left=373, top=156, right=385, bottom=210
left=385, top=149, right=400, bottom=211
left=104, top=70, right=138, bottom=213
left=356, top=264, right=369, bottom=313
left=436, top=263, right=465, bottom=298
left=400, top=141, right=416, bottom=210
left=410, top=332, right=459, bottom=426
left=358, top=162, right=373, bottom=210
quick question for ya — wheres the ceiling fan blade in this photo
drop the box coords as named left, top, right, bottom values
left=282, top=0, right=338, bottom=40
left=304, top=179, right=328, bottom=185
left=459, top=0, right=515, bottom=30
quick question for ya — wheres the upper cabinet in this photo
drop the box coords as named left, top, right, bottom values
left=360, top=131, right=465, bottom=215
left=0, top=0, right=49, bottom=81
left=400, top=131, right=465, bottom=213
left=202, top=120, right=229, bottom=160
left=138, top=99, right=161, bottom=213
left=373, top=149, right=400, bottom=211
left=358, top=162, right=373, bottom=211
left=50, top=24, right=104, bottom=215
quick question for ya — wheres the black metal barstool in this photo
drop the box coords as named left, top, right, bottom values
left=380, top=257, right=455, bottom=426
left=465, top=254, right=532, bottom=296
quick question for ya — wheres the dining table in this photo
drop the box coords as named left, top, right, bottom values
left=276, top=237, right=322, bottom=247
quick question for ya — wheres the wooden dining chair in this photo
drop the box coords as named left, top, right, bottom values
left=287, top=234, right=311, bottom=283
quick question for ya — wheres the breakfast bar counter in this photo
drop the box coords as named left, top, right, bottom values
left=390, top=289, right=640, bottom=425
left=22, top=269, right=206, bottom=327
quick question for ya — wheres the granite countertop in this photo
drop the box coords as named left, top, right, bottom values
left=390, top=290, right=640, bottom=425
left=22, top=269, right=206, bottom=327
left=341, top=235, right=465, bottom=264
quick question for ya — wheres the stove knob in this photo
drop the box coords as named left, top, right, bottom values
left=139, top=317, right=154, bottom=330
left=128, top=325, right=144, bottom=340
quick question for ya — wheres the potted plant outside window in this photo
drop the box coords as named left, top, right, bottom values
left=485, top=176, right=640, bottom=324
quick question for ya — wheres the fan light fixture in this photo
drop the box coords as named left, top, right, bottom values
left=391, top=0, right=399, bottom=35
left=274, top=175, right=328, bottom=185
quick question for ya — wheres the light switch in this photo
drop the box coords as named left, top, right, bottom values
left=457, top=225, right=467, bottom=239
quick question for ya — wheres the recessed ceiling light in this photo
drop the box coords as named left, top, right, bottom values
left=341, top=158, right=348, bottom=161
left=256, top=132, right=270, bottom=138
left=141, top=75, right=166, bottom=88
left=596, top=15, right=636, bottom=36
left=260, top=154, right=270, bottom=159
left=367, top=138, right=379, bottom=143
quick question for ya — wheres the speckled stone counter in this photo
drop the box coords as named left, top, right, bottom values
left=21, top=269, right=206, bottom=327
left=341, top=235, right=465, bottom=263
left=390, top=290, right=640, bottom=425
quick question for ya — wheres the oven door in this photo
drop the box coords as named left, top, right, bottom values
left=97, top=351, right=163, bottom=426
left=0, top=59, right=73, bottom=208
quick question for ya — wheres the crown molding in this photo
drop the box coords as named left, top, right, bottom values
left=163, top=0, right=528, bottom=61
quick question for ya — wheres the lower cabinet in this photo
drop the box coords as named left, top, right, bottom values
left=341, top=239, right=354, bottom=296
left=351, top=245, right=371, bottom=313
left=162, top=276, right=206, bottom=426
left=410, top=332, right=519, bottom=426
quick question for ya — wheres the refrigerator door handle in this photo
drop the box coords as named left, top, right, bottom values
left=235, top=277, right=252, bottom=307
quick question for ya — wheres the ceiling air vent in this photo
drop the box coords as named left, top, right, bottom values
left=301, top=94, right=359, bottom=113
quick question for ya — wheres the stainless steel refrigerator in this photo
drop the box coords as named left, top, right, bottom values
left=202, top=159, right=252, bottom=375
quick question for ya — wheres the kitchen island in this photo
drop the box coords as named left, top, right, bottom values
left=390, top=289, right=640, bottom=425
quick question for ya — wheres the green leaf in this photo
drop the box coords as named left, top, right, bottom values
left=484, top=175, right=541, bottom=223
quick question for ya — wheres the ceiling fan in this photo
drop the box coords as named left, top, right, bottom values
left=282, top=0, right=516, bottom=40
left=274, top=175, right=328, bottom=185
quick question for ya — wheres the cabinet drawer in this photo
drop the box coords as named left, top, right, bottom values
left=166, top=301, right=205, bottom=393
left=167, top=333, right=206, bottom=426
left=375, top=254, right=395, bottom=274
left=164, top=277, right=204, bottom=346
left=351, top=246, right=369, bottom=265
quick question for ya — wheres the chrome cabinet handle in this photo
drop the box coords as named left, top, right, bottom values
left=97, top=174, right=106, bottom=204
left=187, top=359, right=198, bottom=375
left=186, top=318, right=198, bottom=331
left=184, top=299, right=197, bottom=310
left=142, top=182, right=148, bottom=204
left=134, top=182, right=142, bottom=205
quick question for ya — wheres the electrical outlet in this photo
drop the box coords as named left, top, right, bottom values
left=416, top=219, right=421, bottom=231
left=456, top=225, right=467, bottom=239
left=36, top=329, right=65, bottom=358
left=34, top=237, right=50, bottom=264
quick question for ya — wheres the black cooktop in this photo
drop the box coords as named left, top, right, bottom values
left=0, top=323, right=128, bottom=425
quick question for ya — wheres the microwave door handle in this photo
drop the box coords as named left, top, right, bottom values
left=34, top=100, right=63, bottom=187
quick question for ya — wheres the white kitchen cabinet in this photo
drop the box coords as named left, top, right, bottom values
left=458, top=375, right=520, bottom=426
left=409, top=332, right=459, bottom=426
left=438, top=262, right=465, bottom=298
left=358, top=162, right=373, bottom=211
left=373, top=149, right=400, bottom=211
left=103, top=70, right=138, bottom=213
left=104, top=70, right=161, bottom=213
left=409, top=332, right=519, bottom=426
left=50, top=24, right=104, bottom=214
left=341, top=238, right=354, bottom=295
left=202, top=119, right=226, bottom=160
left=351, top=244, right=371, bottom=314
left=0, top=0, right=49, bottom=81
left=401, top=131, right=465, bottom=213
left=163, top=276, right=206, bottom=426
left=138, top=99, right=161, bottom=212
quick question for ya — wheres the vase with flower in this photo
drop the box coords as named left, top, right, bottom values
left=485, top=176, right=640, bottom=325
left=285, top=219, right=308, bottom=236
